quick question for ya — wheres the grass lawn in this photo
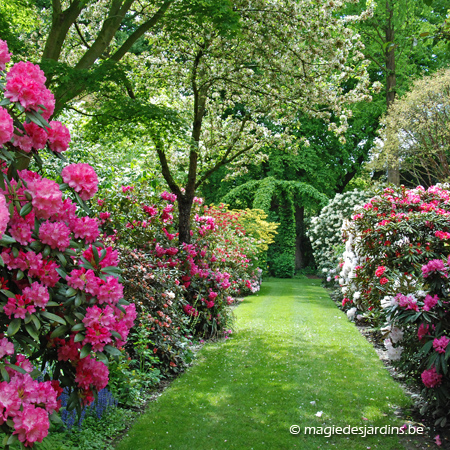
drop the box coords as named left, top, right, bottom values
left=115, top=277, right=411, bottom=450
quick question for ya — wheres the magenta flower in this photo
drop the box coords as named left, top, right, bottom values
left=13, top=404, right=50, bottom=446
left=26, top=177, right=63, bottom=219
left=62, top=163, right=98, bottom=200
left=433, top=336, right=450, bottom=354
left=0, top=107, right=13, bottom=146
left=0, top=39, right=11, bottom=70
left=39, top=220, right=71, bottom=251
left=47, top=121, right=70, bottom=153
left=423, top=294, right=439, bottom=311
left=421, top=366, right=443, bottom=388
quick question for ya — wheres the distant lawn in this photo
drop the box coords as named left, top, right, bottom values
left=115, top=277, right=411, bottom=450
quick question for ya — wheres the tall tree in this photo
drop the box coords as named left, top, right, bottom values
left=84, top=0, right=375, bottom=243
left=345, top=0, right=449, bottom=184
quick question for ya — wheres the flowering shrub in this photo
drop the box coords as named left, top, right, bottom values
left=0, top=40, right=135, bottom=447
left=307, top=189, right=372, bottom=275
left=339, top=185, right=450, bottom=425
left=95, top=186, right=265, bottom=338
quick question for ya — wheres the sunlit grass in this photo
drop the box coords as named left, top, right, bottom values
left=115, top=278, right=411, bottom=450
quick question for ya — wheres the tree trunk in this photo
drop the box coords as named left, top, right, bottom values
left=178, top=195, right=194, bottom=244
left=385, top=0, right=400, bottom=185
left=294, top=205, right=304, bottom=271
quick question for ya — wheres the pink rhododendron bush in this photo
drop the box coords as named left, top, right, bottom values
left=95, top=185, right=263, bottom=338
left=0, top=40, right=136, bottom=447
left=339, top=185, right=450, bottom=426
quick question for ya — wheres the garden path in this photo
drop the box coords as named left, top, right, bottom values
left=116, top=277, right=411, bottom=450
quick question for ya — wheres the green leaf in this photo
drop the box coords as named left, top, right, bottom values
left=95, top=351, right=109, bottom=364
left=59, top=182, right=69, bottom=191
left=50, top=325, right=70, bottom=338
left=0, top=234, right=16, bottom=245
left=0, top=98, right=11, bottom=106
left=7, top=318, right=21, bottom=336
left=66, top=287, right=77, bottom=297
left=92, top=244, right=100, bottom=267
left=19, top=202, right=33, bottom=217
left=56, top=252, right=67, bottom=266
left=101, top=266, right=122, bottom=275
left=41, top=311, right=67, bottom=325
left=30, top=314, right=40, bottom=330
left=1, top=289, right=16, bottom=298
left=420, top=339, right=433, bottom=355
left=0, top=365, right=9, bottom=382
left=103, top=345, right=122, bottom=357
left=56, top=268, right=67, bottom=279
left=71, top=323, right=85, bottom=332
left=5, top=363, right=28, bottom=375
left=80, top=343, right=92, bottom=359
left=74, top=332, right=85, bottom=343
left=110, top=330, right=122, bottom=340
left=26, top=109, right=50, bottom=128
left=25, top=323, right=39, bottom=341
left=423, top=0, right=433, bottom=5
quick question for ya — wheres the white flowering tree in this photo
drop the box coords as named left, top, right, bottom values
left=83, top=0, right=377, bottom=243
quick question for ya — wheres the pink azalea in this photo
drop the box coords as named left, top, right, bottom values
left=47, top=121, right=70, bottom=153
left=433, top=336, right=450, bottom=354
left=23, top=122, right=48, bottom=150
left=0, top=107, right=14, bottom=146
left=11, top=132, right=33, bottom=152
left=423, top=294, right=439, bottom=311
left=0, top=337, right=14, bottom=359
left=26, top=177, right=62, bottom=219
left=9, top=209, right=34, bottom=245
left=0, top=39, right=11, bottom=70
left=22, top=282, right=49, bottom=308
left=39, top=220, right=71, bottom=251
left=375, top=266, right=386, bottom=277
left=75, top=356, right=109, bottom=392
left=421, top=366, right=443, bottom=388
left=69, top=216, right=99, bottom=242
left=62, top=163, right=98, bottom=200
left=13, top=404, right=49, bottom=446
left=0, top=193, right=9, bottom=238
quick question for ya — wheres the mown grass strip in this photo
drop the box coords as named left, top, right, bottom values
left=116, top=278, right=411, bottom=450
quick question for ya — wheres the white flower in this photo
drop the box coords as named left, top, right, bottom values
left=315, top=411, right=323, bottom=417
left=166, top=291, right=175, bottom=299
left=389, top=327, right=404, bottom=344
left=353, top=291, right=361, bottom=300
left=347, top=307, right=357, bottom=320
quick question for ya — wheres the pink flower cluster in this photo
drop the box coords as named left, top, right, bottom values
left=0, top=107, right=14, bottom=146
left=0, top=352, right=60, bottom=447
left=183, top=304, right=199, bottom=317
left=375, top=266, right=386, bottom=277
left=423, top=294, right=439, bottom=311
left=161, top=191, right=177, bottom=202
left=5, top=61, right=55, bottom=118
left=422, top=259, right=447, bottom=278
left=433, top=336, right=450, bottom=354
left=421, top=366, right=443, bottom=388
left=62, top=163, right=98, bottom=200
left=0, top=39, right=11, bottom=70
left=395, top=293, right=419, bottom=311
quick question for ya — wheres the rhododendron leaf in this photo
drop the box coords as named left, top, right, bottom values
left=25, top=323, right=39, bottom=341
left=50, top=325, right=70, bottom=338
left=101, top=266, right=122, bottom=275
left=5, top=363, right=27, bottom=375
left=41, top=311, right=66, bottom=325
left=19, top=201, right=32, bottom=217
left=56, top=268, right=67, bottom=279
left=11, top=247, right=18, bottom=258
left=80, top=343, right=92, bottom=359
left=442, top=356, right=448, bottom=375
left=7, top=318, right=21, bottom=336
left=103, top=344, right=122, bottom=357
left=16, top=269, right=24, bottom=281
left=66, top=390, right=79, bottom=412
left=71, top=323, right=85, bottom=332
left=0, top=98, right=11, bottom=106
left=26, top=109, right=49, bottom=128
left=66, top=287, right=77, bottom=297
left=56, top=252, right=67, bottom=267
left=6, top=432, right=18, bottom=445
left=46, top=301, right=60, bottom=307
left=0, top=366, right=9, bottom=382
left=92, top=245, right=100, bottom=266
left=74, top=312, right=84, bottom=321
left=0, top=234, right=16, bottom=246
left=1, top=289, right=15, bottom=298
left=75, top=293, right=82, bottom=307
left=59, top=182, right=69, bottom=191
left=42, top=245, right=51, bottom=258
left=30, top=314, right=40, bottom=330
left=115, top=304, right=126, bottom=314
left=74, top=192, right=91, bottom=215
left=24, top=313, right=32, bottom=325
left=29, top=241, right=43, bottom=252
left=15, top=334, right=38, bottom=349
left=69, top=240, right=80, bottom=249
left=64, top=315, right=75, bottom=326
left=1, top=147, right=14, bottom=162
left=96, top=351, right=108, bottom=364
left=80, top=257, right=95, bottom=270
left=99, top=248, right=108, bottom=262
left=74, top=332, right=85, bottom=343
left=110, top=330, right=122, bottom=340
left=117, top=298, right=130, bottom=306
